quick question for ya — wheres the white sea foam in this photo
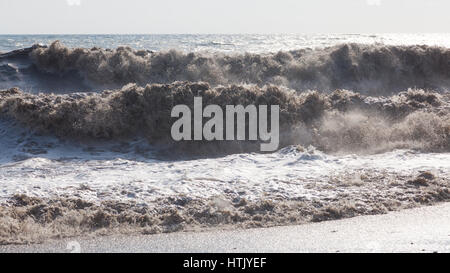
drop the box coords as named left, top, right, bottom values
left=0, top=142, right=448, bottom=205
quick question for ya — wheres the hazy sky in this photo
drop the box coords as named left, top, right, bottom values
left=1, top=0, right=449, bottom=34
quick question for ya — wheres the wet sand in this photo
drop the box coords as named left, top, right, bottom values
left=2, top=202, right=449, bottom=253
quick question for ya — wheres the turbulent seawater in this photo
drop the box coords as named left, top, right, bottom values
left=0, top=34, right=449, bottom=244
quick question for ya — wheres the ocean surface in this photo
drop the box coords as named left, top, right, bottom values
left=0, top=34, right=449, bottom=244
left=2, top=33, right=450, bottom=53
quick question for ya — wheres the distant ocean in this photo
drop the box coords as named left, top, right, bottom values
left=1, top=33, right=450, bottom=53
left=0, top=34, right=449, bottom=244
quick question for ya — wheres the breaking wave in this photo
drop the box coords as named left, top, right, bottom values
left=1, top=82, right=449, bottom=155
left=1, top=40, right=450, bottom=245
left=0, top=41, right=449, bottom=155
left=1, top=41, right=450, bottom=94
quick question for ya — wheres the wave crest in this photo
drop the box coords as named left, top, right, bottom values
left=1, top=82, right=448, bottom=154
left=27, top=41, right=450, bottom=94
